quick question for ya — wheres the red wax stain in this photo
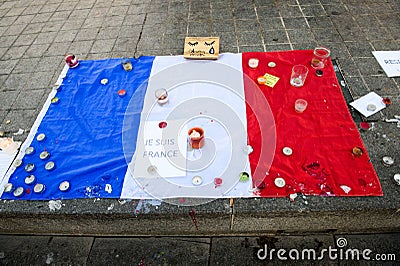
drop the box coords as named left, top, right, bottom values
left=210, top=119, right=214, bottom=123
left=158, top=121, right=167, bottom=128
left=118, top=89, right=126, bottom=97
left=199, top=112, right=203, bottom=115
left=55, top=139, right=59, bottom=144
left=382, top=97, right=391, bottom=106
left=26, top=188, right=30, bottom=194
left=359, top=122, right=370, bottom=130
left=180, top=198, right=185, bottom=203
left=214, top=177, right=223, bottom=187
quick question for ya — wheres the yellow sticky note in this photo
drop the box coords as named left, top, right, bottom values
left=263, top=73, right=280, bottom=88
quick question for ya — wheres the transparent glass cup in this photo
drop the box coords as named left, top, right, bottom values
left=311, top=46, right=330, bottom=69
left=290, top=65, right=309, bottom=87
left=295, top=99, right=308, bottom=113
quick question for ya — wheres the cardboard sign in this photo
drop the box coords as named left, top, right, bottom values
left=184, top=37, right=219, bottom=60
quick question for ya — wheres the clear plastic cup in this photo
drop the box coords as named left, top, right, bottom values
left=295, top=99, right=308, bottom=113
left=290, top=65, right=309, bottom=87
left=311, top=46, right=330, bottom=69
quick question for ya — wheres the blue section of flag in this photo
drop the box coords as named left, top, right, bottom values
left=2, top=57, right=155, bottom=200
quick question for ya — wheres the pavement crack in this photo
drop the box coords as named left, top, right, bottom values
left=133, top=12, right=148, bottom=58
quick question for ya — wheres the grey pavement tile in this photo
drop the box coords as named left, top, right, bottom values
left=57, top=2, right=77, bottom=12
left=0, top=26, right=6, bottom=36
left=388, top=27, right=400, bottom=40
left=45, top=41, right=70, bottom=56
left=345, top=76, right=370, bottom=97
left=363, top=76, right=399, bottom=97
left=211, top=19, right=235, bottom=33
left=69, top=8, right=91, bottom=20
left=375, top=14, right=400, bottom=28
left=2, top=24, right=27, bottom=36
left=0, top=47, right=7, bottom=59
left=380, top=96, right=399, bottom=119
left=13, top=14, right=35, bottom=25
left=1, top=45, right=29, bottom=60
left=12, top=88, right=46, bottom=110
left=39, top=3, right=60, bottom=13
left=22, top=22, right=45, bottom=34
left=162, top=34, right=186, bottom=50
left=31, top=12, right=52, bottom=23
left=266, top=43, right=292, bottom=51
left=28, top=71, right=57, bottom=89
left=344, top=3, right=371, bottom=16
left=237, top=31, right=263, bottom=46
left=42, top=20, right=65, bottom=32
left=287, top=28, right=315, bottom=44
left=88, top=7, right=110, bottom=18
left=188, top=22, right=211, bottom=36
left=0, top=59, right=18, bottom=75
left=235, top=19, right=260, bottom=32
left=82, top=17, right=104, bottom=28
left=75, top=0, right=96, bottom=10
left=239, top=45, right=264, bottom=52
left=259, top=17, right=285, bottom=30
left=68, top=40, right=94, bottom=57
left=210, top=235, right=337, bottom=265
left=189, top=10, right=211, bottom=22
left=323, top=4, right=349, bottom=17
left=21, top=4, right=42, bottom=15
left=212, top=8, right=234, bottom=20
left=363, top=27, right=393, bottom=42
left=337, top=58, right=361, bottom=77
left=107, top=5, right=129, bottom=16
left=323, top=42, right=351, bottom=60
left=102, top=16, right=124, bottom=27
left=137, top=36, right=163, bottom=51
left=33, top=31, right=57, bottom=45
left=0, top=15, right=17, bottom=26
left=87, top=237, right=210, bottom=266
left=122, top=13, right=146, bottom=26
left=12, top=58, right=39, bottom=73
left=35, top=56, right=64, bottom=74
left=75, top=27, right=100, bottom=41
left=0, top=235, right=93, bottom=265
left=61, top=18, right=85, bottom=31
left=345, top=42, right=374, bottom=58
left=263, top=30, right=290, bottom=45
left=53, top=30, right=78, bottom=43
left=127, top=3, right=148, bottom=15
left=354, top=15, right=382, bottom=29
left=165, top=20, right=188, bottom=35
left=313, top=28, right=343, bottom=43
left=113, top=38, right=137, bottom=52
left=300, top=4, right=327, bottom=17
left=118, top=26, right=142, bottom=39
left=0, top=91, right=18, bottom=110
left=370, top=40, right=400, bottom=51
left=90, top=39, right=116, bottom=54
left=23, top=43, right=50, bottom=58
left=49, top=10, right=71, bottom=22
left=365, top=2, right=394, bottom=14
left=2, top=73, right=31, bottom=91
left=292, top=41, right=318, bottom=51
left=283, top=17, right=309, bottom=30
left=0, top=35, right=17, bottom=48
left=0, top=110, right=6, bottom=124
left=97, top=27, right=120, bottom=40
left=335, top=233, right=400, bottom=265
left=278, top=5, right=304, bottom=18
left=356, top=57, right=385, bottom=76
left=13, top=33, right=37, bottom=46
left=233, top=7, right=257, bottom=20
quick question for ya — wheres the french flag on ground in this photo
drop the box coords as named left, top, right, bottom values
left=0, top=52, right=382, bottom=201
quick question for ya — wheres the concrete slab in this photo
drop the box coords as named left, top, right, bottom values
left=0, top=235, right=93, bottom=265
left=87, top=237, right=210, bottom=265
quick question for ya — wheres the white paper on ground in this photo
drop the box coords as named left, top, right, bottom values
left=372, top=50, right=400, bottom=77
left=350, top=92, right=386, bottom=117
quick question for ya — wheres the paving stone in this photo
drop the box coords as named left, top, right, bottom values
left=283, top=17, right=309, bottom=30
left=0, top=235, right=93, bottom=265
left=345, top=42, right=374, bottom=58
left=239, top=45, right=265, bottom=52
left=0, top=91, right=19, bottom=110
left=87, top=237, right=210, bottom=266
left=237, top=31, right=263, bottom=46
left=210, top=235, right=337, bottom=265
left=2, top=73, right=31, bottom=91
left=0, top=35, right=18, bottom=48
left=97, top=27, right=120, bottom=40
left=263, top=30, right=290, bottom=45
left=0, top=59, right=18, bottom=75
left=61, top=18, right=85, bottom=31
left=259, top=17, right=285, bottom=30
left=2, top=24, right=27, bottom=36
left=12, top=89, right=46, bottom=110
left=23, top=43, right=50, bottom=58
left=1, top=45, right=29, bottom=60
left=0, top=109, right=38, bottom=133
left=48, top=10, right=71, bottom=22
left=301, top=4, right=327, bottom=17
left=53, top=29, right=78, bottom=43
left=42, top=20, right=65, bottom=32
left=22, top=22, right=44, bottom=34
left=68, top=40, right=94, bottom=56
left=287, top=28, right=314, bottom=44
left=102, top=16, right=124, bottom=28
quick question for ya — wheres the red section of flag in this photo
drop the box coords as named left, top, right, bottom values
left=242, top=51, right=382, bottom=197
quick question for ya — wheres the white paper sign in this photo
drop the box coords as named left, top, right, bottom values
left=372, top=50, right=400, bottom=77
left=134, top=120, right=187, bottom=178
left=350, top=92, right=386, bottom=117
